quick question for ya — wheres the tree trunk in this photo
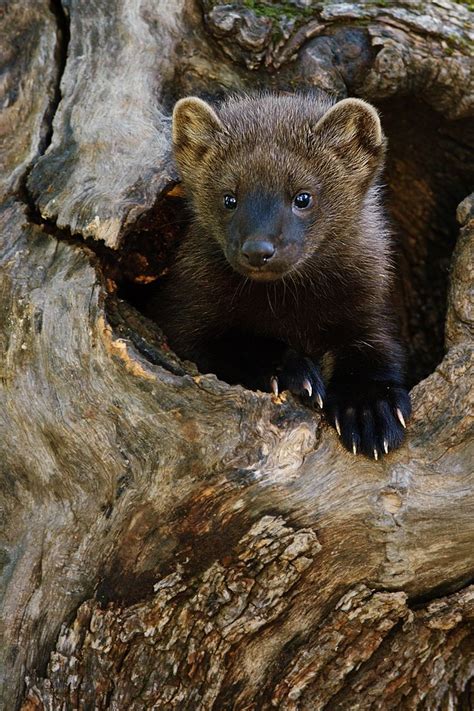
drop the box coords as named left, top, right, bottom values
left=1, top=1, right=473, bottom=709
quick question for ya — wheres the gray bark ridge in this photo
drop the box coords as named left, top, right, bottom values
left=28, top=0, right=185, bottom=247
left=0, top=1, right=58, bottom=201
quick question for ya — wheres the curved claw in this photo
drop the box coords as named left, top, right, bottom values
left=316, top=393, right=324, bottom=409
left=270, top=376, right=279, bottom=397
left=396, top=408, right=406, bottom=429
left=302, top=378, right=312, bottom=398
left=326, top=381, right=410, bottom=459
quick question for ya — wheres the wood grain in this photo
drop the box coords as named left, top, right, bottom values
left=0, top=0, right=473, bottom=708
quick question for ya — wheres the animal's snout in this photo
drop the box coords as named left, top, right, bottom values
left=241, top=239, right=275, bottom=267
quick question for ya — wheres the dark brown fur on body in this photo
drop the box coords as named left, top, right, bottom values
left=149, top=93, right=411, bottom=459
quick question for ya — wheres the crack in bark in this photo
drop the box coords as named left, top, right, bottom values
left=409, top=574, right=474, bottom=610
left=44, top=0, right=70, bottom=156
left=318, top=616, right=407, bottom=711
left=16, top=0, right=70, bottom=226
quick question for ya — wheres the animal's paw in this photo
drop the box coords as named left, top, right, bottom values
left=270, top=352, right=325, bottom=409
left=325, top=380, right=411, bottom=459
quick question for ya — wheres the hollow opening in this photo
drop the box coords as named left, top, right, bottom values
left=376, top=96, right=473, bottom=386
left=113, top=96, right=473, bottom=390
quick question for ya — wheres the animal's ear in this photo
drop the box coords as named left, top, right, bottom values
left=172, top=97, right=224, bottom=178
left=312, top=98, right=385, bottom=178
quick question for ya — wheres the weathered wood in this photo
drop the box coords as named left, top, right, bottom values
left=204, top=0, right=473, bottom=118
left=1, top=0, right=473, bottom=709
left=20, top=561, right=474, bottom=709
left=27, top=0, right=185, bottom=246
left=0, top=0, right=58, bottom=200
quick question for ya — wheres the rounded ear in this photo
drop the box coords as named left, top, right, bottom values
left=312, top=98, right=385, bottom=178
left=172, top=97, right=225, bottom=179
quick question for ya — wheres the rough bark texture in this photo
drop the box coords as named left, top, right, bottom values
left=1, top=1, right=473, bottom=709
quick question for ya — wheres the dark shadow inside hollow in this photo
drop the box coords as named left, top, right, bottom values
left=117, top=97, right=473, bottom=390
left=376, top=96, right=473, bottom=386
left=112, top=187, right=190, bottom=290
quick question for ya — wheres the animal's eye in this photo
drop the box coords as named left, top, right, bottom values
left=293, top=192, right=313, bottom=210
left=223, top=194, right=237, bottom=210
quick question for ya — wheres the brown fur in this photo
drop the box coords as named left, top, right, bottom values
left=148, top=93, right=411, bottom=458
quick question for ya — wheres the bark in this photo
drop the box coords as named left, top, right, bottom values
left=0, top=1, right=473, bottom=709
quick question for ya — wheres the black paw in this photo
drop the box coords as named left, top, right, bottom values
left=270, top=351, right=325, bottom=409
left=325, top=380, right=411, bottom=459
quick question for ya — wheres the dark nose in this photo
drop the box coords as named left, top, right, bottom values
left=241, top=240, right=275, bottom=267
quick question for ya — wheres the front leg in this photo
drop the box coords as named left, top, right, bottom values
left=325, top=341, right=411, bottom=459
left=196, top=335, right=326, bottom=409
left=270, top=349, right=325, bottom=410
left=196, top=337, right=325, bottom=412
